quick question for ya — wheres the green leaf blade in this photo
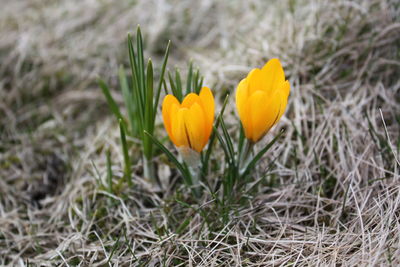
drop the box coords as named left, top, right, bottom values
left=99, top=79, right=124, bottom=123
left=241, top=130, right=284, bottom=178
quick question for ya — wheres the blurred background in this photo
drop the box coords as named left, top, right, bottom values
left=1, top=0, right=399, bottom=265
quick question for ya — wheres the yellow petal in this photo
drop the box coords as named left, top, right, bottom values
left=247, top=68, right=267, bottom=96
left=247, top=90, right=281, bottom=142
left=242, top=99, right=254, bottom=141
left=235, top=78, right=249, bottom=121
left=171, top=108, right=189, bottom=148
left=162, top=94, right=180, bottom=142
left=183, top=103, right=206, bottom=152
left=199, top=86, right=215, bottom=144
left=276, top=81, right=290, bottom=122
left=261, top=58, right=285, bottom=96
left=237, top=59, right=290, bottom=143
left=168, top=103, right=180, bottom=145
left=181, top=93, right=202, bottom=108
left=281, top=79, right=290, bottom=98
left=236, top=78, right=253, bottom=139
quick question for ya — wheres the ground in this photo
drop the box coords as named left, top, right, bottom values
left=1, top=0, right=400, bottom=266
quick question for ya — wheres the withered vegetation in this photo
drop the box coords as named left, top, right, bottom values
left=1, top=0, right=399, bottom=265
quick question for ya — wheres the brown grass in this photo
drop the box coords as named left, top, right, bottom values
left=1, top=0, right=399, bottom=265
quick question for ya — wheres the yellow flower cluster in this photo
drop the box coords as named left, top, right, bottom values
left=235, top=58, right=290, bottom=142
left=162, top=58, right=290, bottom=152
left=162, top=87, right=214, bottom=153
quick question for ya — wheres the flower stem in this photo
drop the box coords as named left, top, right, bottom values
left=143, top=155, right=161, bottom=187
left=188, top=165, right=201, bottom=198
left=179, top=147, right=202, bottom=197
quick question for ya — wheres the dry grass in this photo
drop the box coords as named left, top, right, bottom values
left=1, top=0, right=400, bottom=265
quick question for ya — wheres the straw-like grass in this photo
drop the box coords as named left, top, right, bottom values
left=1, top=0, right=399, bottom=265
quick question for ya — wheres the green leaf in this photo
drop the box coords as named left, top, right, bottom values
left=202, top=94, right=229, bottom=175
left=197, top=76, right=204, bottom=94
left=120, top=119, right=133, bottom=187
left=214, top=128, right=231, bottom=165
left=123, top=230, right=137, bottom=260
left=144, top=131, right=191, bottom=185
left=237, top=124, right=245, bottom=155
left=220, top=116, right=235, bottom=163
left=107, top=230, right=123, bottom=264
left=176, top=217, right=191, bottom=234
left=127, top=33, right=139, bottom=87
left=99, top=79, right=124, bottom=123
left=153, top=40, right=171, bottom=119
left=106, top=149, right=113, bottom=193
left=119, top=66, right=136, bottom=136
left=186, top=61, right=193, bottom=94
left=168, top=71, right=177, bottom=98
left=143, top=59, right=154, bottom=159
left=162, top=78, right=168, bottom=95
left=192, top=68, right=198, bottom=92
left=128, top=33, right=144, bottom=130
left=175, top=69, right=183, bottom=101
left=193, top=69, right=203, bottom=94
left=136, top=26, right=146, bottom=106
left=241, top=129, right=284, bottom=178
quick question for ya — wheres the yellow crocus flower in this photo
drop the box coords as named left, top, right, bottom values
left=162, top=87, right=215, bottom=153
left=235, top=58, right=290, bottom=143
